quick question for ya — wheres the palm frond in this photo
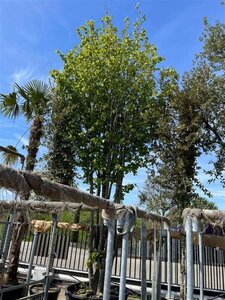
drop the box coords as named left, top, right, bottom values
left=0, top=145, right=25, bottom=167
left=0, top=92, right=20, bottom=118
left=16, top=80, right=52, bottom=102
left=14, top=80, right=52, bottom=118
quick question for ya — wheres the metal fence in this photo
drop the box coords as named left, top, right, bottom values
left=15, top=226, right=225, bottom=292
left=1, top=218, right=225, bottom=294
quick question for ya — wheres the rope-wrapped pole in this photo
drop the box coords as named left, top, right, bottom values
left=0, top=164, right=170, bottom=225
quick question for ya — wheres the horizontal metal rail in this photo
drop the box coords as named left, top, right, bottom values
left=13, top=226, right=225, bottom=293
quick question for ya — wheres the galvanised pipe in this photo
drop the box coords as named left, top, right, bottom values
left=26, top=231, right=39, bottom=295
left=119, top=212, right=129, bottom=300
left=43, top=213, right=58, bottom=300
left=185, top=215, right=194, bottom=300
left=166, top=224, right=172, bottom=299
left=141, top=220, right=147, bottom=300
left=1, top=213, right=14, bottom=269
left=199, top=230, right=204, bottom=300
left=103, top=218, right=116, bottom=300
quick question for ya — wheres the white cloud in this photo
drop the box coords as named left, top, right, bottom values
left=10, top=67, right=34, bottom=85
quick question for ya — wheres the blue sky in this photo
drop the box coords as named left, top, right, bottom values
left=0, top=0, right=224, bottom=207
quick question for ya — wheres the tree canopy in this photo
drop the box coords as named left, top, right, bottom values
left=48, top=12, right=163, bottom=202
left=141, top=19, right=225, bottom=218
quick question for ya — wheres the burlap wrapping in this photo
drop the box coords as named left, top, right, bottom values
left=30, top=220, right=89, bottom=233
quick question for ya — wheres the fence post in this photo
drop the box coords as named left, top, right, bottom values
left=43, top=213, right=58, bottom=300
left=156, top=222, right=162, bottom=300
left=185, top=215, right=193, bottom=300
left=1, top=212, right=14, bottom=269
left=166, top=223, right=172, bottom=299
left=26, top=231, right=39, bottom=290
left=103, top=218, right=116, bottom=300
left=198, top=222, right=204, bottom=300
left=141, top=220, right=147, bottom=300
left=152, top=221, right=157, bottom=300
left=119, top=211, right=129, bottom=300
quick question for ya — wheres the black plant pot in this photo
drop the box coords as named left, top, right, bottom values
left=65, top=282, right=130, bottom=300
left=30, top=284, right=61, bottom=300
left=1, top=285, right=24, bottom=300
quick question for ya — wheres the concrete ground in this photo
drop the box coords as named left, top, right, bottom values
left=55, top=283, right=142, bottom=300
left=56, top=284, right=66, bottom=300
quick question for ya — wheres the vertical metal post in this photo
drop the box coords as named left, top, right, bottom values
left=199, top=229, right=204, bottom=300
left=26, top=231, right=39, bottom=295
left=152, top=222, right=157, bottom=300
left=103, top=218, right=116, bottom=300
left=43, top=214, right=58, bottom=300
left=166, top=224, right=172, bottom=299
left=26, top=232, right=39, bottom=284
left=156, top=223, right=162, bottom=300
left=141, top=220, right=147, bottom=300
left=119, top=212, right=129, bottom=300
left=185, top=215, right=193, bottom=300
left=1, top=213, right=14, bottom=268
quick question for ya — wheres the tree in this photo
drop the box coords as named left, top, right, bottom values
left=0, top=80, right=52, bottom=284
left=50, top=12, right=162, bottom=201
left=199, top=18, right=225, bottom=71
left=0, top=80, right=52, bottom=172
left=45, top=94, right=77, bottom=186
left=143, top=18, right=225, bottom=221
left=196, top=20, right=225, bottom=182
left=147, top=67, right=203, bottom=220
left=139, top=172, right=217, bottom=224
left=49, top=10, right=162, bottom=294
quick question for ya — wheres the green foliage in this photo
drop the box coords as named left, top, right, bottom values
left=140, top=173, right=217, bottom=222
left=0, top=80, right=52, bottom=121
left=200, top=18, right=225, bottom=71
left=142, top=18, right=225, bottom=218
left=45, top=94, right=78, bottom=185
left=86, top=251, right=104, bottom=269
left=0, top=92, right=19, bottom=118
left=148, top=67, right=201, bottom=214
left=49, top=11, right=162, bottom=202
left=190, top=196, right=217, bottom=210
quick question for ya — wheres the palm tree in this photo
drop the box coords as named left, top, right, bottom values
left=0, top=80, right=52, bottom=172
left=0, top=80, right=52, bottom=284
